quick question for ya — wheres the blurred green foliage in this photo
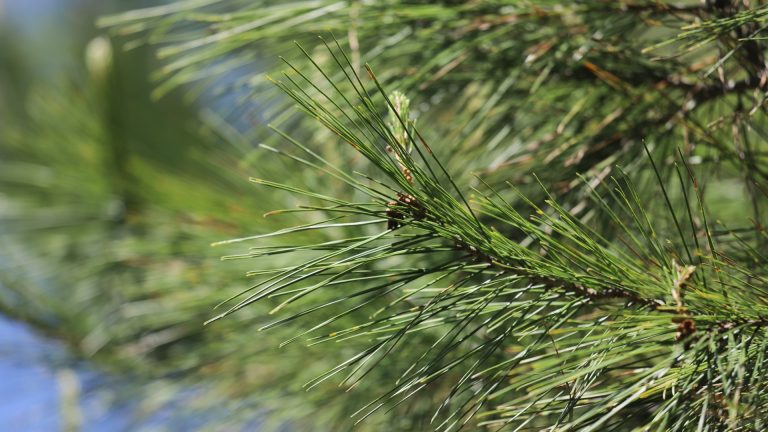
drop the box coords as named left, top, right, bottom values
left=0, top=2, right=452, bottom=430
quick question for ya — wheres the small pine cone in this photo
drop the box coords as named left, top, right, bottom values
left=675, top=319, right=696, bottom=341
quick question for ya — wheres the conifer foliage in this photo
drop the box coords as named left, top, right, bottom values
left=105, top=1, right=768, bottom=430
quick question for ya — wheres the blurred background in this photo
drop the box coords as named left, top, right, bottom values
left=0, top=0, right=297, bottom=430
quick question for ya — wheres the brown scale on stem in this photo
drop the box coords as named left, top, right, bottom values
left=672, top=260, right=697, bottom=342
left=386, top=192, right=426, bottom=230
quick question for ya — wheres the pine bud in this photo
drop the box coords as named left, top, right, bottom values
left=85, top=36, right=113, bottom=81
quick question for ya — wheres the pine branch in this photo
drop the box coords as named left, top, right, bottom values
left=90, top=1, right=768, bottom=429
left=206, top=41, right=768, bottom=429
